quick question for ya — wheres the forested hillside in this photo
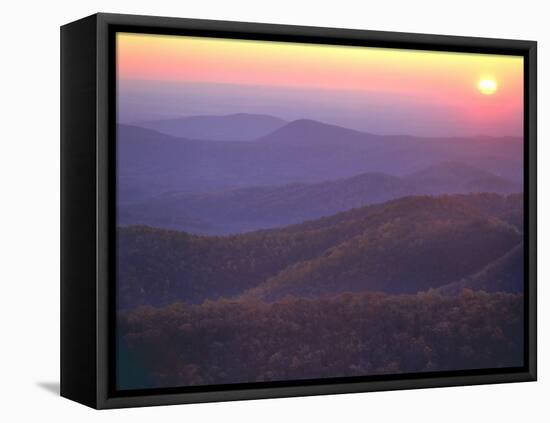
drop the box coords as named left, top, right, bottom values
left=114, top=37, right=527, bottom=393
left=118, top=290, right=524, bottom=389
left=118, top=193, right=523, bottom=309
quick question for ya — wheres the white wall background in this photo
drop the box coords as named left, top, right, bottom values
left=1, top=0, right=546, bottom=420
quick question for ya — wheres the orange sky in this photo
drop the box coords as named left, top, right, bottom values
left=117, top=32, right=524, bottom=136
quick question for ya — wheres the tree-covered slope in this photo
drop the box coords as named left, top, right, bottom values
left=118, top=194, right=523, bottom=308
left=118, top=290, right=524, bottom=389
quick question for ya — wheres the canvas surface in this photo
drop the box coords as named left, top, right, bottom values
left=114, top=32, right=525, bottom=390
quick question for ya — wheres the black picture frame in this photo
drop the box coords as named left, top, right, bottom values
left=60, top=12, right=537, bottom=409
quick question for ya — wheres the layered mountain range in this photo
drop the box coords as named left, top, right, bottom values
left=117, top=193, right=523, bottom=309
left=117, top=117, right=522, bottom=205
left=119, top=161, right=520, bottom=235
left=116, top=113, right=525, bottom=389
left=117, top=114, right=522, bottom=234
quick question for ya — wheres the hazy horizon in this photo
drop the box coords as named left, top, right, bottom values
left=118, top=80, right=523, bottom=138
left=117, top=33, right=523, bottom=138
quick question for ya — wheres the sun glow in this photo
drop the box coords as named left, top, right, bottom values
left=478, top=78, right=498, bottom=95
left=117, top=33, right=523, bottom=135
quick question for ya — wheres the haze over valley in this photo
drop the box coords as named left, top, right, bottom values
left=116, top=113, right=524, bottom=390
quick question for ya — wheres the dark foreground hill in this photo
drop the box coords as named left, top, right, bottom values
left=117, top=193, right=523, bottom=309
left=117, top=290, right=524, bottom=389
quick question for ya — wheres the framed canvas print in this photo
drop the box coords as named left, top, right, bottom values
left=60, top=13, right=537, bottom=409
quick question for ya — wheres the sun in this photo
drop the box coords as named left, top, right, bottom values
left=478, top=78, right=497, bottom=95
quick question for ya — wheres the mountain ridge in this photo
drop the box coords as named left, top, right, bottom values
left=138, top=113, right=287, bottom=141
left=119, top=161, right=520, bottom=235
left=117, top=193, right=523, bottom=309
left=435, top=242, right=524, bottom=295
left=117, top=121, right=523, bottom=206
